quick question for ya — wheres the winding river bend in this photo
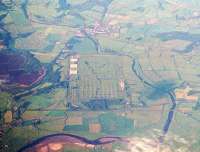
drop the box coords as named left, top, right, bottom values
left=132, top=59, right=177, bottom=139
left=18, top=133, right=127, bottom=152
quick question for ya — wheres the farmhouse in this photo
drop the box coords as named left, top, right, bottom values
left=175, top=86, right=198, bottom=102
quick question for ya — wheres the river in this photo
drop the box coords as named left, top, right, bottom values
left=18, top=133, right=127, bottom=152
left=131, top=58, right=177, bottom=139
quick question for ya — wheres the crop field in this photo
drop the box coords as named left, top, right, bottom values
left=1, top=0, right=200, bottom=152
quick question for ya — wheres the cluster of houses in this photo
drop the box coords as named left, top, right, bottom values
left=175, top=86, right=198, bottom=102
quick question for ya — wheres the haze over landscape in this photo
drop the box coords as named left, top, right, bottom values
left=0, top=0, right=200, bottom=152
